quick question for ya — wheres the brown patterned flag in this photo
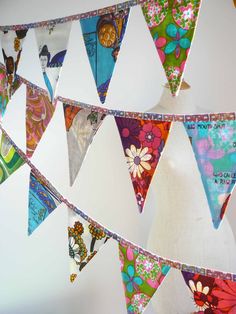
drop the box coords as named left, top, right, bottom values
left=26, top=85, right=57, bottom=158
left=68, top=208, right=110, bottom=283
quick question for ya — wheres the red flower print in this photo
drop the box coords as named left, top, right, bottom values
left=139, top=122, right=162, bottom=150
left=213, top=279, right=236, bottom=313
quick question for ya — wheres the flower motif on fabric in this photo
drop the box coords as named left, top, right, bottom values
left=182, top=271, right=236, bottom=313
left=165, top=24, right=190, bottom=59
left=68, top=213, right=109, bottom=282
left=116, top=117, right=171, bottom=213
left=142, top=0, right=169, bottom=27
left=119, top=243, right=170, bottom=314
left=172, top=0, right=201, bottom=30
left=153, top=32, right=167, bottom=64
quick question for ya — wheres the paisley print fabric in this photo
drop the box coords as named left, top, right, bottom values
left=141, top=0, right=202, bottom=96
left=119, top=242, right=170, bottom=314
left=26, top=85, right=57, bottom=157
left=115, top=117, right=171, bottom=213
left=184, top=120, right=236, bottom=229
left=80, top=9, right=130, bottom=103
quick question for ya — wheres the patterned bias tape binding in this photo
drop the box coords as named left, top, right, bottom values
left=0, top=62, right=235, bottom=123
left=0, top=0, right=146, bottom=31
left=0, top=124, right=236, bottom=282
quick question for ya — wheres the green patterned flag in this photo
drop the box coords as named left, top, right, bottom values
left=119, top=242, right=170, bottom=314
left=0, top=132, right=24, bottom=184
left=141, top=0, right=202, bottom=96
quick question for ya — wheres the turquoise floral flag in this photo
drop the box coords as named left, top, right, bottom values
left=119, top=242, right=170, bottom=314
left=80, top=9, right=130, bottom=103
left=28, top=170, right=61, bottom=235
left=68, top=209, right=110, bottom=283
left=0, top=132, right=24, bottom=184
left=141, top=0, right=202, bottom=96
left=184, top=120, right=236, bottom=229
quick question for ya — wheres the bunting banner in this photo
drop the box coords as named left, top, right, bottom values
left=0, top=29, right=28, bottom=97
left=68, top=209, right=110, bottom=283
left=141, top=0, right=201, bottom=96
left=63, top=103, right=106, bottom=186
left=184, top=120, right=236, bottom=229
left=0, top=132, right=25, bottom=184
left=26, top=85, right=57, bottom=157
left=80, top=9, right=130, bottom=104
left=115, top=117, right=171, bottom=212
left=28, top=170, right=61, bottom=235
left=34, top=21, right=72, bottom=102
left=119, top=242, right=170, bottom=314
left=0, top=67, right=22, bottom=119
left=182, top=270, right=236, bottom=313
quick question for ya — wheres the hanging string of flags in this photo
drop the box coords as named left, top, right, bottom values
left=0, top=0, right=202, bottom=99
left=0, top=124, right=236, bottom=313
left=0, top=63, right=236, bottom=229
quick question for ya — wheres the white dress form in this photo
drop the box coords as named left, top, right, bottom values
left=146, top=85, right=236, bottom=313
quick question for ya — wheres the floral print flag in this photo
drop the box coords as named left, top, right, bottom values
left=182, top=271, right=236, bottom=313
left=115, top=117, right=171, bottom=213
left=63, top=104, right=106, bottom=186
left=184, top=120, right=236, bottom=229
left=34, top=21, right=72, bottom=102
left=0, top=132, right=25, bottom=184
left=28, top=170, right=61, bottom=235
left=141, top=0, right=202, bottom=96
left=68, top=209, right=109, bottom=283
left=119, top=242, right=170, bottom=314
left=0, top=67, right=22, bottom=120
left=0, top=29, right=28, bottom=98
left=26, top=85, right=57, bottom=157
left=80, top=9, right=129, bottom=104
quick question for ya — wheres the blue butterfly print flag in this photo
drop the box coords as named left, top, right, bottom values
left=80, top=9, right=130, bottom=103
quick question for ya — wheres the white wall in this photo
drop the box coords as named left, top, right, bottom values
left=0, top=1, right=235, bottom=313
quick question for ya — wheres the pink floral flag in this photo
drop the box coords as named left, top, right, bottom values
left=184, top=120, right=236, bottom=229
left=26, top=85, right=57, bottom=158
left=63, top=103, right=106, bottom=186
left=115, top=117, right=171, bottom=213
left=182, top=270, right=236, bottom=313
left=68, top=208, right=110, bottom=283
left=0, top=29, right=28, bottom=98
left=141, top=0, right=202, bottom=96
left=119, top=242, right=171, bottom=314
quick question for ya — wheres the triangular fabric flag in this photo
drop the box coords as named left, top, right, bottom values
left=34, top=21, right=72, bottom=102
left=63, top=103, right=106, bottom=186
left=141, top=0, right=201, bottom=96
left=184, top=120, right=236, bottom=229
left=26, top=85, right=57, bottom=157
left=182, top=270, right=236, bottom=313
left=80, top=9, right=130, bottom=103
left=68, top=208, right=110, bottom=283
left=28, top=170, right=61, bottom=235
left=0, top=29, right=28, bottom=97
left=0, top=132, right=25, bottom=184
left=119, top=242, right=170, bottom=314
left=0, top=66, right=22, bottom=120
left=115, top=117, right=171, bottom=212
